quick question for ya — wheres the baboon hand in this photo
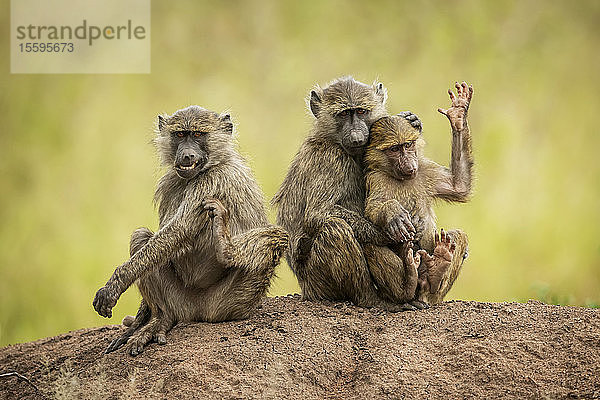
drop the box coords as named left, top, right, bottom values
left=201, top=197, right=229, bottom=221
left=438, top=81, right=473, bottom=131
left=397, top=111, right=422, bottom=132
left=202, top=196, right=235, bottom=265
left=385, top=207, right=415, bottom=242
left=93, top=285, right=119, bottom=318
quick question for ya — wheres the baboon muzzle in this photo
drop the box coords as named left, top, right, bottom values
left=348, top=131, right=368, bottom=147
left=180, top=150, right=199, bottom=167
left=175, top=146, right=207, bottom=179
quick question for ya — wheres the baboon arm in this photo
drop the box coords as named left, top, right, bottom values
left=365, top=174, right=402, bottom=228
left=301, top=158, right=349, bottom=233
left=329, top=205, right=390, bottom=246
left=105, top=202, right=208, bottom=296
left=295, top=142, right=388, bottom=244
left=365, top=197, right=404, bottom=228
left=364, top=172, right=415, bottom=243
left=300, top=173, right=388, bottom=245
left=434, top=122, right=473, bottom=202
left=226, top=226, right=288, bottom=271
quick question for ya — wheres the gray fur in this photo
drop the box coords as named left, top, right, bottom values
left=93, top=105, right=288, bottom=356
left=273, top=77, right=417, bottom=311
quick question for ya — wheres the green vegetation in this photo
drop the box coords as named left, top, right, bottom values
left=1, top=1, right=599, bottom=346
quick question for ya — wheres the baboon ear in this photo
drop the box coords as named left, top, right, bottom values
left=220, top=114, right=233, bottom=134
left=309, top=90, right=322, bottom=118
left=158, top=115, right=166, bottom=131
left=374, top=82, right=387, bottom=104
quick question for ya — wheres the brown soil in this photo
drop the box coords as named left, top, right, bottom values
left=1, top=296, right=599, bottom=399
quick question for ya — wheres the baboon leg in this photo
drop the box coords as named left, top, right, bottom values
left=204, top=198, right=288, bottom=271
left=364, top=244, right=418, bottom=305
left=300, top=217, right=413, bottom=312
left=201, top=226, right=289, bottom=321
left=130, top=227, right=154, bottom=256
left=424, top=229, right=468, bottom=305
left=228, top=225, right=288, bottom=276
left=300, top=217, right=369, bottom=302
left=152, top=314, right=176, bottom=345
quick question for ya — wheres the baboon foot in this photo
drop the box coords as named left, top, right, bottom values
left=403, top=243, right=422, bottom=303
left=105, top=331, right=133, bottom=354
left=105, top=302, right=151, bottom=354
left=402, top=242, right=421, bottom=276
left=154, top=328, right=168, bottom=345
left=409, top=299, right=429, bottom=310
left=375, top=301, right=418, bottom=313
left=126, top=316, right=174, bottom=356
left=127, top=319, right=159, bottom=356
left=417, top=229, right=455, bottom=294
left=395, top=302, right=417, bottom=312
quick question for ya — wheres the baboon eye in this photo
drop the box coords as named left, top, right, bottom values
left=339, top=110, right=350, bottom=117
left=388, top=144, right=401, bottom=152
left=355, top=108, right=366, bottom=115
left=404, top=141, right=415, bottom=150
left=175, top=131, right=186, bottom=138
left=193, top=131, right=206, bottom=138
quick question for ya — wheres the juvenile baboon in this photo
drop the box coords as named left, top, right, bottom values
left=93, top=106, right=288, bottom=356
left=364, top=82, right=474, bottom=305
left=272, top=76, right=422, bottom=311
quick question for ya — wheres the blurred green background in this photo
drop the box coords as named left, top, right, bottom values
left=1, top=0, right=599, bottom=346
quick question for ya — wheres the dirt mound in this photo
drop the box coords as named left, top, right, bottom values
left=1, top=296, right=599, bottom=399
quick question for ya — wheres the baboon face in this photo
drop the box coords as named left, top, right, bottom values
left=383, top=141, right=419, bottom=180
left=334, top=107, right=371, bottom=155
left=155, top=106, right=233, bottom=179
left=368, top=116, right=423, bottom=180
left=310, top=77, right=387, bottom=155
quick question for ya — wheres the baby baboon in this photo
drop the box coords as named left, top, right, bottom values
left=364, top=82, right=474, bottom=305
left=273, top=76, right=422, bottom=311
left=93, top=106, right=288, bottom=356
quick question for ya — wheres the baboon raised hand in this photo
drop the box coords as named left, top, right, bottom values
left=93, top=106, right=288, bottom=356
left=364, top=82, right=474, bottom=305
left=273, top=76, right=422, bottom=311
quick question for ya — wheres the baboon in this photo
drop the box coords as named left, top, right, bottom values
left=272, top=76, right=422, bottom=311
left=93, top=106, right=288, bottom=356
left=364, top=82, right=474, bottom=305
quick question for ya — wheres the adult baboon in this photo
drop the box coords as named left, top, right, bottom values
left=273, top=77, right=421, bottom=311
left=93, top=106, right=288, bottom=356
